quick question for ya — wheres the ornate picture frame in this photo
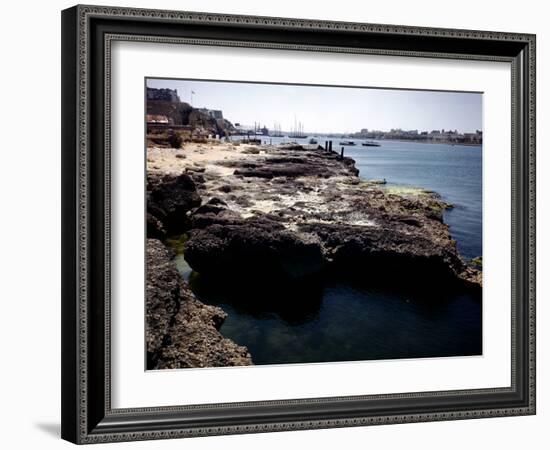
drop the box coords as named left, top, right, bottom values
left=61, top=5, right=536, bottom=444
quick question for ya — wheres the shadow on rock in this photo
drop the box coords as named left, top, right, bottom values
left=188, top=271, right=325, bottom=326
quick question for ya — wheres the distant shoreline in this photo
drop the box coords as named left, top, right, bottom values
left=379, top=139, right=482, bottom=147
left=230, top=135, right=482, bottom=148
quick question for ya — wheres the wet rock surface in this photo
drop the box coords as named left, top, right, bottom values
left=184, top=216, right=326, bottom=280
left=298, top=222, right=465, bottom=286
left=146, top=239, right=252, bottom=369
left=147, top=173, right=201, bottom=235
left=161, top=142, right=481, bottom=289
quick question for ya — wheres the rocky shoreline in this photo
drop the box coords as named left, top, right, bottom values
left=146, top=140, right=482, bottom=368
left=146, top=239, right=252, bottom=369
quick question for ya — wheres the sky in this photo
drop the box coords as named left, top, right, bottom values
left=146, top=78, right=482, bottom=134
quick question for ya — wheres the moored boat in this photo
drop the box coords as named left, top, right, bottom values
left=362, top=141, right=381, bottom=147
left=339, top=140, right=356, bottom=146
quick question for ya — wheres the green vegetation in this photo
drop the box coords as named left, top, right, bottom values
left=168, top=131, right=183, bottom=149
left=165, top=233, right=188, bottom=254
left=471, top=256, right=482, bottom=268
left=384, top=185, right=433, bottom=197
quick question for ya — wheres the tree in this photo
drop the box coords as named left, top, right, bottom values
left=168, top=131, right=183, bottom=149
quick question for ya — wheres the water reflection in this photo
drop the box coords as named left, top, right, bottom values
left=187, top=269, right=482, bottom=365
left=189, top=272, right=324, bottom=326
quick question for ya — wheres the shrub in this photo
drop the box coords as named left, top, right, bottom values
left=168, top=131, right=183, bottom=149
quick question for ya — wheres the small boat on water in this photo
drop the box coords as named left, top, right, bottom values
left=309, top=138, right=318, bottom=144
left=339, top=140, right=356, bottom=146
left=362, top=141, right=381, bottom=147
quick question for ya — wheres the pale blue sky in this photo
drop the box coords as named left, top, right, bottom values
left=147, top=78, right=482, bottom=134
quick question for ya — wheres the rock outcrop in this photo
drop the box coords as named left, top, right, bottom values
left=298, top=222, right=467, bottom=286
left=145, top=141, right=482, bottom=368
left=146, top=239, right=252, bottom=369
left=222, top=152, right=359, bottom=179
left=177, top=143, right=481, bottom=289
left=147, top=173, right=201, bottom=236
left=184, top=216, right=325, bottom=280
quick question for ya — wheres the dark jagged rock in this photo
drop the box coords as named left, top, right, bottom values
left=234, top=164, right=316, bottom=179
left=148, top=140, right=481, bottom=327
left=146, top=239, right=252, bottom=369
left=225, top=151, right=359, bottom=179
left=147, top=212, right=166, bottom=240
left=147, top=173, right=201, bottom=235
left=190, top=200, right=242, bottom=229
left=172, top=142, right=481, bottom=289
left=298, top=222, right=469, bottom=287
left=184, top=216, right=326, bottom=280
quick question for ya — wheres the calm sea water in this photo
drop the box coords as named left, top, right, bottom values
left=344, top=140, right=482, bottom=260
left=177, top=137, right=482, bottom=365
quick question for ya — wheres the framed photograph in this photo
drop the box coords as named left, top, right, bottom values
left=61, top=5, right=536, bottom=444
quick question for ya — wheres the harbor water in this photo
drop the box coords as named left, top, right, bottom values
left=178, top=138, right=483, bottom=365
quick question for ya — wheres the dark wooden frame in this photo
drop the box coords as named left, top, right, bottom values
left=61, top=4, right=536, bottom=444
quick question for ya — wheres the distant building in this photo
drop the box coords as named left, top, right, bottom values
left=463, top=130, right=483, bottom=144
left=209, top=110, right=224, bottom=120
left=351, top=126, right=482, bottom=144
left=147, top=87, right=180, bottom=102
left=198, top=108, right=224, bottom=120
left=146, top=114, right=171, bottom=124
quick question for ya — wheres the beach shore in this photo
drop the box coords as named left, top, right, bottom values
left=146, top=140, right=482, bottom=368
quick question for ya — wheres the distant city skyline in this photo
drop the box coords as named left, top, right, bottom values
left=146, top=78, right=482, bottom=134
